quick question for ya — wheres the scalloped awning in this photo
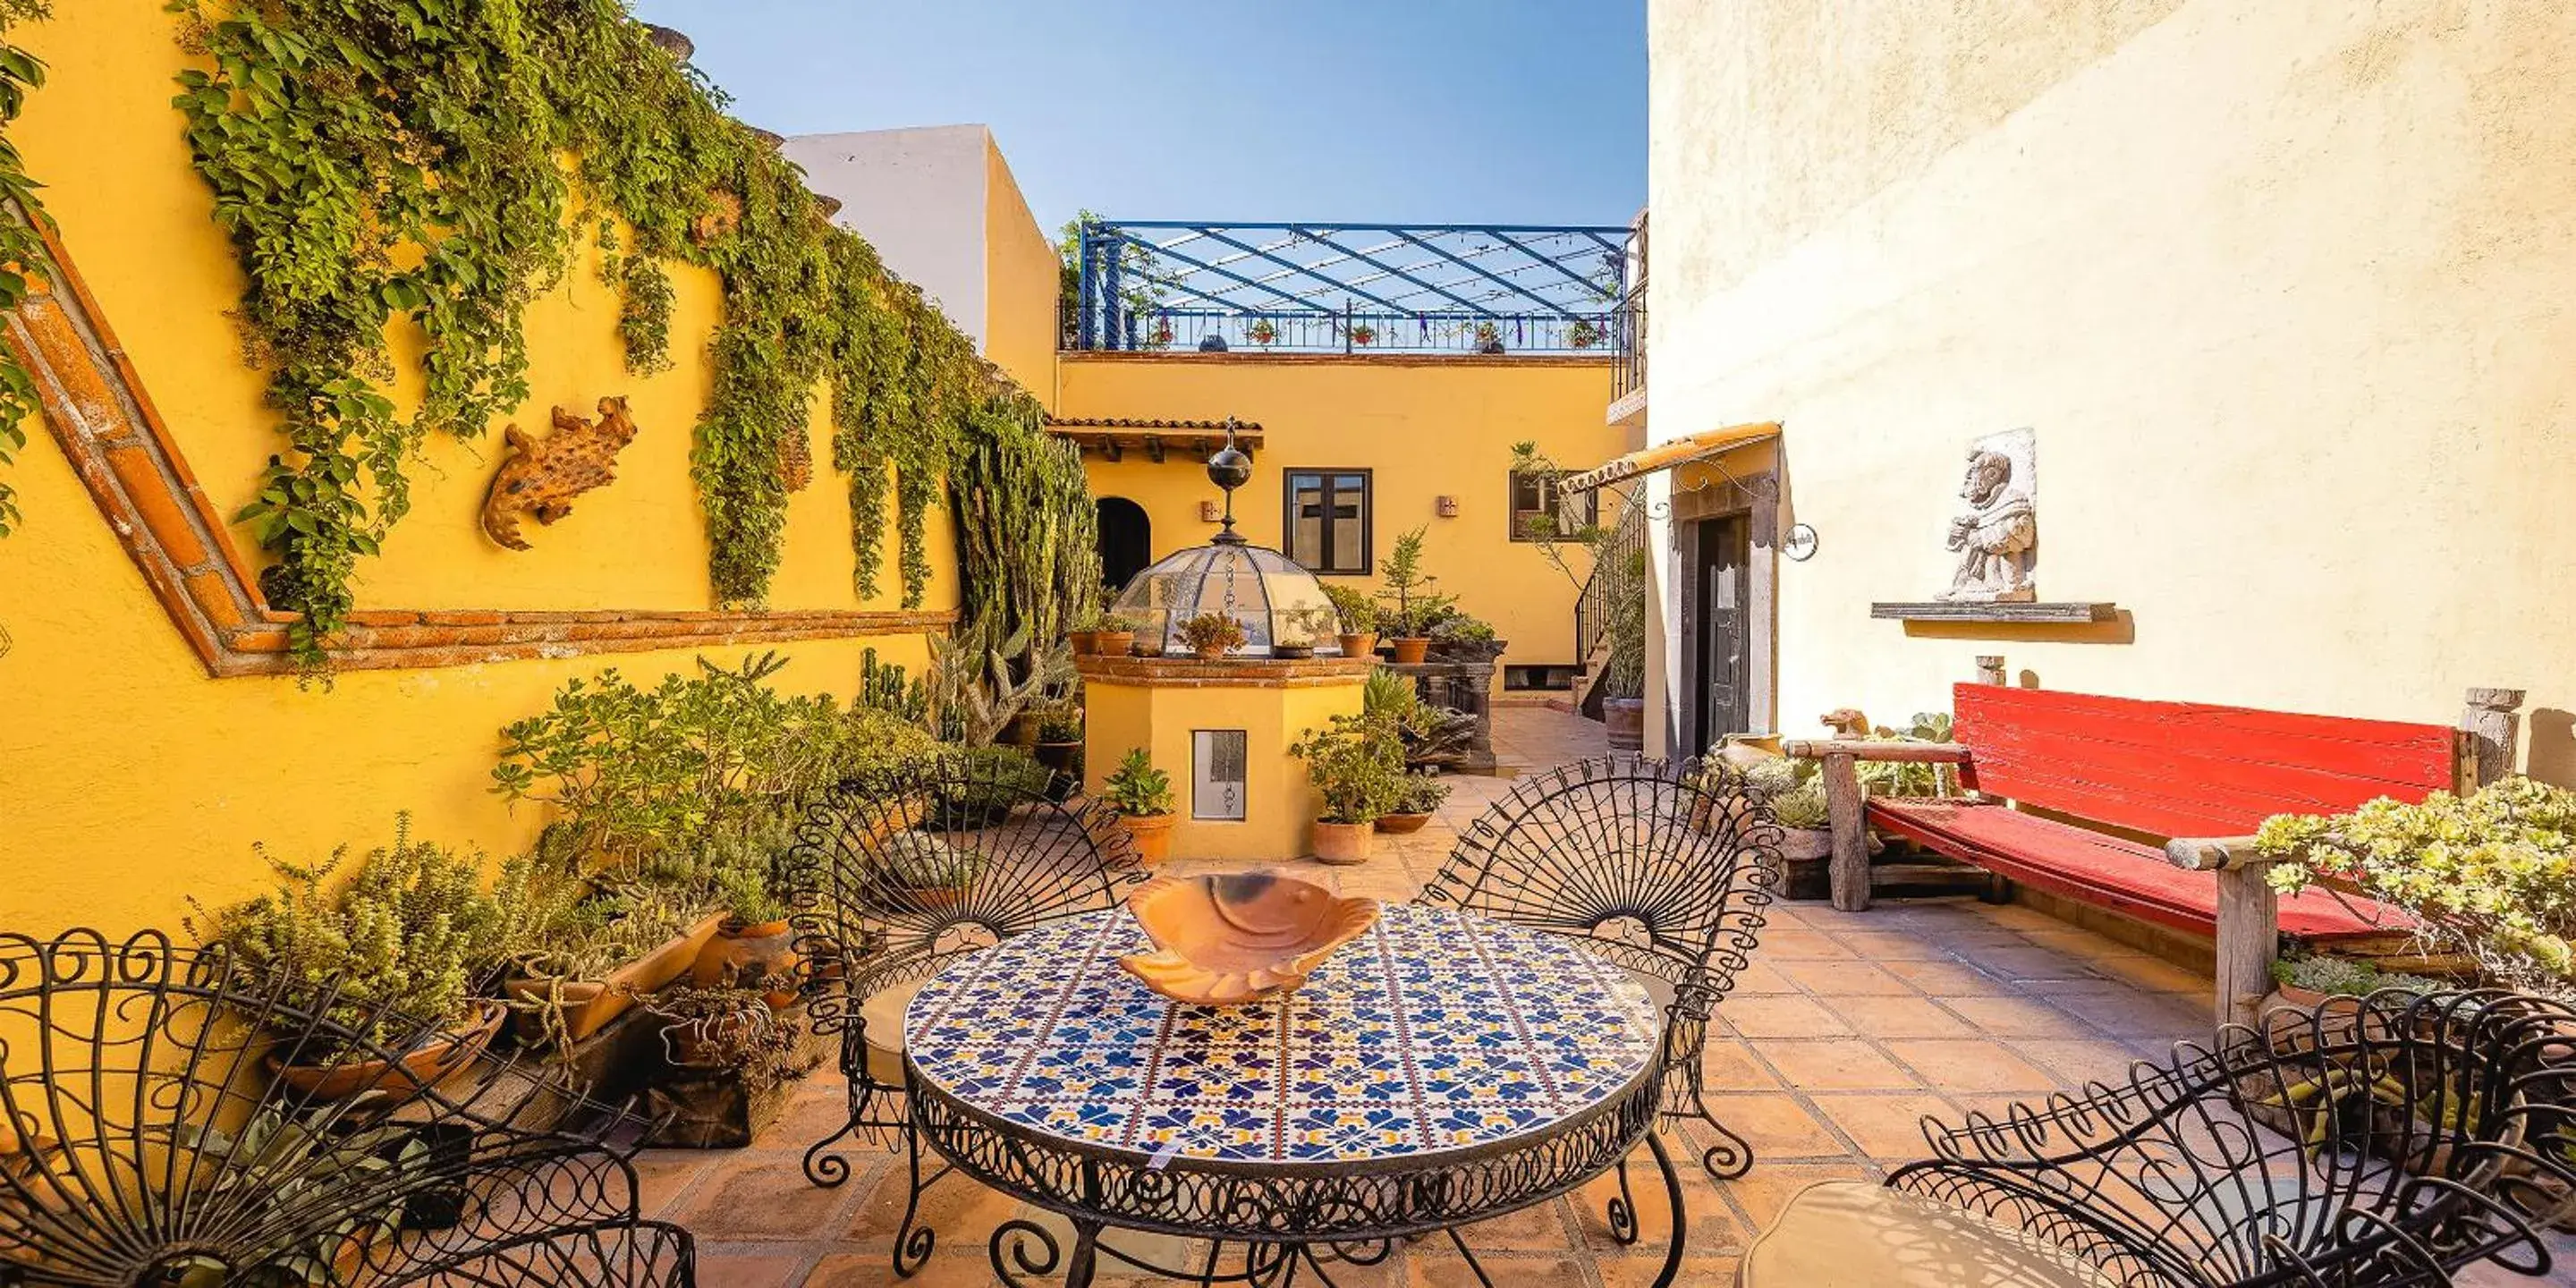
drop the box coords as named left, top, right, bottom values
left=1558, top=421, right=1779, bottom=493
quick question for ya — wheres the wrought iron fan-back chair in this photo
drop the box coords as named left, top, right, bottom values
left=1421, top=753, right=1783, bottom=1179
left=784, top=753, right=1140, bottom=1276
left=0, top=928, right=695, bottom=1287
left=1740, top=989, right=2576, bottom=1287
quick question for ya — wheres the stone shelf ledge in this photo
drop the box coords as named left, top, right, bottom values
left=1869, top=601, right=2120, bottom=623
left=1074, top=654, right=1377, bottom=689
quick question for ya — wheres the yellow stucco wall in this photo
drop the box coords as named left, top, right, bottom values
left=980, top=137, right=1062, bottom=403
left=0, top=4, right=954, bottom=935
left=1081, top=674, right=1364, bottom=861
left=1643, top=0, right=2576, bottom=778
left=1056, top=354, right=1625, bottom=667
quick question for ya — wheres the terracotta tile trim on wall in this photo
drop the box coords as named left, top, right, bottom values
left=3, top=226, right=955, bottom=679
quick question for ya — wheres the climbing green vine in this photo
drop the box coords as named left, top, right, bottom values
left=166, top=0, right=996, bottom=664
left=0, top=0, right=54, bottom=540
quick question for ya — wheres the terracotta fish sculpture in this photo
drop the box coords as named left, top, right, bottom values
left=1118, top=873, right=1380, bottom=1005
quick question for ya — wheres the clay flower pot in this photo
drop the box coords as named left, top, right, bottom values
left=1603, top=697, right=1646, bottom=750
left=1374, top=811, right=1432, bottom=835
left=507, top=912, right=725, bottom=1046
left=692, top=916, right=803, bottom=1009
left=1312, top=820, right=1375, bottom=865
left=1069, top=629, right=1099, bottom=656
left=1272, top=643, right=1315, bottom=660
left=1121, top=812, right=1176, bottom=866
left=1096, top=630, right=1136, bottom=657
left=1389, top=638, right=1431, bottom=665
left=1193, top=643, right=1227, bottom=661
left=1337, top=632, right=1378, bottom=658
left=1117, top=873, right=1381, bottom=1004
left=272, top=999, right=506, bottom=1102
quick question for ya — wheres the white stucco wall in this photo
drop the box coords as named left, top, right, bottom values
left=1644, top=0, right=2576, bottom=781
left=784, top=124, right=994, bottom=347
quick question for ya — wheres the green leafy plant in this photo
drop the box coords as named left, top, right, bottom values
left=931, top=744, right=1051, bottom=827
left=1736, top=756, right=1831, bottom=829
left=1322, top=584, right=1378, bottom=634
left=2267, top=953, right=2445, bottom=997
left=188, top=816, right=507, bottom=1052
left=1373, top=527, right=1457, bottom=638
left=1848, top=712, right=1961, bottom=799
left=1034, top=702, right=1083, bottom=743
left=1103, top=748, right=1174, bottom=818
left=925, top=621, right=1077, bottom=746
left=875, top=830, right=985, bottom=890
left=1433, top=612, right=1496, bottom=644
left=2258, top=776, right=2576, bottom=995
left=0, top=0, right=52, bottom=540
left=491, top=653, right=852, bottom=862
left=1177, top=611, right=1247, bottom=654
left=1568, top=318, right=1601, bottom=350
left=1393, top=771, right=1449, bottom=815
left=1290, top=711, right=1407, bottom=825
left=836, top=704, right=946, bottom=789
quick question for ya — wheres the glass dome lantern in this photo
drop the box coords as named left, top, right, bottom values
left=1109, top=423, right=1343, bottom=657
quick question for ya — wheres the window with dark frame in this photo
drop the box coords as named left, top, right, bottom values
left=1283, top=470, right=1372, bottom=574
left=1508, top=470, right=1595, bottom=542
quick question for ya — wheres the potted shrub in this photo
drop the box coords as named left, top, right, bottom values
left=691, top=833, right=802, bottom=1010
left=1104, top=748, right=1178, bottom=866
left=1599, top=556, right=1648, bottom=750
left=190, top=818, right=513, bottom=1101
left=929, top=745, right=1051, bottom=828
left=1096, top=613, right=1141, bottom=658
left=1569, top=318, right=1602, bottom=350
left=1291, top=712, right=1405, bottom=865
left=1324, top=584, right=1379, bottom=658
left=1349, top=322, right=1377, bottom=347
left=1068, top=612, right=1105, bottom=657
left=1273, top=605, right=1333, bottom=660
left=1373, top=527, right=1455, bottom=665
left=870, top=831, right=986, bottom=911
left=1032, top=702, right=1085, bottom=787
left=1428, top=609, right=1504, bottom=663
left=1179, top=611, right=1248, bottom=661
left=1377, top=772, right=1448, bottom=834
left=1472, top=320, right=1505, bottom=354
left=1249, top=318, right=1277, bottom=345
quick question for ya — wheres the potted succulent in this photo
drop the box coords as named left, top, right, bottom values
left=1033, top=701, right=1085, bottom=792
left=1068, top=612, right=1105, bottom=657
left=691, top=833, right=802, bottom=1010
left=504, top=881, right=726, bottom=1048
left=1094, top=613, right=1141, bottom=658
left=1179, top=611, right=1248, bottom=661
left=929, top=744, right=1051, bottom=828
left=1377, top=772, right=1448, bottom=834
left=870, top=830, right=986, bottom=911
left=1249, top=318, right=1277, bottom=345
left=1103, top=747, right=1178, bottom=867
left=1291, top=712, right=1406, bottom=865
left=1273, top=605, right=1332, bottom=660
left=1373, top=528, right=1455, bottom=665
left=1323, top=584, right=1380, bottom=658
left=1428, top=609, right=1504, bottom=663
left=189, top=818, right=514, bottom=1101
left=2265, top=953, right=2444, bottom=1014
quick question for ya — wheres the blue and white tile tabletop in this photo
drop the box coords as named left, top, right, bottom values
left=904, top=903, right=1665, bottom=1167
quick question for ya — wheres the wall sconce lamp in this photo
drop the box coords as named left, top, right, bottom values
left=1199, top=499, right=1223, bottom=522
left=1435, top=496, right=1460, bottom=518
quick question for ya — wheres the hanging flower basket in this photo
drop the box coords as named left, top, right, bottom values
left=1248, top=319, right=1277, bottom=345
left=1349, top=324, right=1377, bottom=347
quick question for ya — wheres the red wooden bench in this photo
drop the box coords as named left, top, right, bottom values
left=1787, top=683, right=2468, bottom=1024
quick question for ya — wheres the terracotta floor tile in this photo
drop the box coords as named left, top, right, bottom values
left=632, top=1153, right=715, bottom=1218
left=1940, top=993, right=2098, bottom=1038
left=1698, top=1039, right=1781, bottom=1090
left=2008, top=1038, right=2159, bottom=1086
left=1600, top=1254, right=1741, bottom=1288
left=671, top=1163, right=857, bottom=1241
left=1757, top=1038, right=1920, bottom=1091
left=692, top=1251, right=809, bottom=1287
left=1878, top=958, right=2012, bottom=996
left=1449, top=1195, right=1578, bottom=1252
left=1713, top=1161, right=1877, bottom=1230
left=2043, top=987, right=2210, bottom=1038
left=2018, top=928, right=2138, bottom=959
left=1971, top=945, right=2109, bottom=983
left=1816, top=995, right=1974, bottom=1039
left=1881, top=1038, right=2061, bottom=1093
left=1572, top=1160, right=1738, bottom=1253
left=1407, top=1250, right=1589, bottom=1288
left=1724, top=959, right=1798, bottom=995
left=1715, top=994, right=1853, bottom=1039
left=1696, top=1094, right=1843, bottom=1158
left=1807, top=1093, right=1953, bottom=1159
left=1773, top=959, right=1913, bottom=996
left=1753, top=928, right=1856, bottom=961
left=2086, top=952, right=2214, bottom=996
left=843, top=1165, right=1022, bottom=1247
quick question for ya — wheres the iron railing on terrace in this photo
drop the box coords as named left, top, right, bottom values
left=1065, top=219, right=1635, bottom=357
left=1574, top=500, right=1647, bottom=674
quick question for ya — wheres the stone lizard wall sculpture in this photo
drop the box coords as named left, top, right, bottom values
left=479, top=396, right=638, bottom=551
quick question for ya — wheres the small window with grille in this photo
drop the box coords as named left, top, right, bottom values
left=1192, top=729, right=1249, bottom=821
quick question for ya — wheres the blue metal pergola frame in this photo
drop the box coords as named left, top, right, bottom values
left=1072, top=219, right=1634, bottom=353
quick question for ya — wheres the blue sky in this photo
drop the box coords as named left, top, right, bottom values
left=629, top=1, right=1645, bottom=240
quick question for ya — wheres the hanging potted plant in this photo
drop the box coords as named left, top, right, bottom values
left=1348, top=322, right=1377, bottom=348
left=1103, top=748, right=1178, bottom=867
left=1324, top=585, right=1379, bottom=659
left=1472, top=320, right=1505, bottom=354
left=1248, top=318, right=1278, bottom=345
left=1568, top=318, right=1602, bottom=350
left=1179, top=611, right=1247, bottom=661
left=1149, top=317, right=1174, bottom=348
left=1373, top=527, right=1454, bottom=665
left=1292, top=711, right=1405, bottom=865
left=1377, top=771, right=1448, bottom=835
left=189, top=819, right=514, bottom=1102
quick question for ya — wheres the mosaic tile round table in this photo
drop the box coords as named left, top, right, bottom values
left=902, top=903, right=1693, bottom=1287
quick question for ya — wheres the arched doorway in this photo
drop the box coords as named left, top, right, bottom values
left=1097, top=496, right=1151, bottom=592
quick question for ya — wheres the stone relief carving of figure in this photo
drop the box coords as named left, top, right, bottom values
left=1938, top=447, right=2036, bottom=602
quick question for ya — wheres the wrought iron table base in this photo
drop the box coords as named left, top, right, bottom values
left=979, top=1132, right=1689, bottom=1288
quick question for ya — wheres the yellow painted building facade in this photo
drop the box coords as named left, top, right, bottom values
left=1638, top=0, right=2576, bottom=776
